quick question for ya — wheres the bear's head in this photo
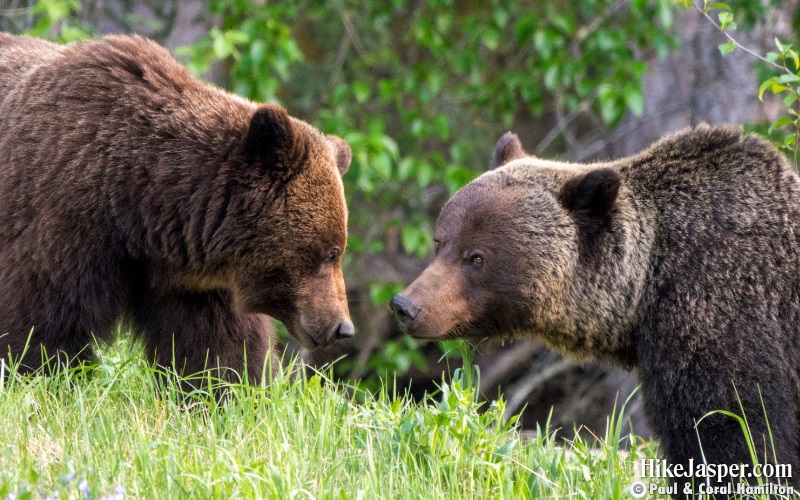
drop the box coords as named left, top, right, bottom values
left=390, top=133, right=647, bottom=363
left=215, top=105, right=354, bottom=349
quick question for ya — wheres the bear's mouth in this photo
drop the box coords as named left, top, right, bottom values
left=397, top=318, right=449, bottom=341
left=285, top=324, right=326, bottom=350
left=408, top=331, right=444, bottom=340
left=285, top=316, right=342, bottom=350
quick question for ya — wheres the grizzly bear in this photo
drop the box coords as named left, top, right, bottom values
left=0, top=33, right=354, bottom=382
left=391, top=125, right=800, bottom=496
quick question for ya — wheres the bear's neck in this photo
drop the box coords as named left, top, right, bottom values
left=109, top=86, right=259, bottom=270
left=555, top=192, right=655, bottom=368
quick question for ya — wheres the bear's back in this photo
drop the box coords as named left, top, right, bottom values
left=0, top=34, right=254, bottom=251
left=0, top=34, right=64, bottom=104
left=623, top=125, right=800, bottom=212
left=0, top=34, right=203, bottom=124
left=622, top=126, right=800, bottom=247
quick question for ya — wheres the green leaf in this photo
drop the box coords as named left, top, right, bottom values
left=416, top=163, right=433, bottom=188
left=718, top=40, right=735, bottom=55
left=778, top=74, right=800, bottom=84
left=369, top=281, right=404, bottom=306
left=59, top=25, right=90, bottom=42
left=494, top=9, right=509, bottom=29
left=533, top=31, right=553, bottom=59
left=227, top=29, right=250, bottom=45
left=515, top=14, right=536, bottom=44
left=706, top=3, right=730, bottom=10
left=543, top=65, right=559, bottom=90
left=411, top=118, right=425, bottom=137
left=760, top=78, right=777, bottom=100
left=249, top=39, right=266, bottom=65
left=658, top=0, right=673, bottom=28
left=435, top=13, right=452, bottom=33
left=482, top=29, right=501, bottom=51
left=433, top=114, right=450, bottom=140
left=768, top=116, right=794, bottom=133
left=550, top=14, right=574, bottom=35
left=717, top=12, right=734, bottom=30
left=378, top=79, right=398, bottom=104
left=379, top=135, right=399, bottom=157
left=789, top=50, right=800, bottom=71
left=401, top=225, right=431, bottom=257
left=444, top=166, right=478, bottom=193
left=624, top=88, right=644, bottom=116
left=771, top=83, right=791, bottom=95
left=786, top=49, right=800, bottom=71
left=351, top=81, right=371, bottom=104
left=211, top=30, right=230, bottom=58
left=600, top=98, right=621, bottom=125
left=397, top=158, right=414, bottom=181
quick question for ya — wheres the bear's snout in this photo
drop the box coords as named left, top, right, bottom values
left=390, top=294, right=421, bottom=330
left=330, top=319, right=355, bottom=341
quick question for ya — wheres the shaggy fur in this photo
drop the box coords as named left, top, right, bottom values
left=392, top=124, right=800, bottom=497
left=0, top=33, right=353, bottom=382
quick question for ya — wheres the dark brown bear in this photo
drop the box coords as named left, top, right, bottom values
left=0, top=33, right=354, bottom=382
left=392, top=125, right=800, bottom=496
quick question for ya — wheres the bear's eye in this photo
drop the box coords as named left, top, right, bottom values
left=327, top=246, right=341, bottom=262
left=470, top=254, right=484, bottom=266
left=434, top=240, right=441, bottom=254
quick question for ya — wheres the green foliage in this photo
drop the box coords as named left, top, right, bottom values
left=366, top=336, right=427, bottom=381
left=760, top=40, right=800, bottom=157
left=23, top=0, right=93, bottom=42
left=683, top=0, right=800, bottom=167
left=0, top=341, right=662, bottom=498
left=174, top=1, right=302, bottom=101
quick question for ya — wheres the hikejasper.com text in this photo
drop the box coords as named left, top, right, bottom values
left=639, top=458, right=792, bottom=482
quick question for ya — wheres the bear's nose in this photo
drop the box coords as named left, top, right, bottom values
left=390, top=294, right=421, bottom=326
left=333, top=320, right=355, bottom=340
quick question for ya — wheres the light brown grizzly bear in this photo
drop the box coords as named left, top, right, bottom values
left=0, top=33, right=354, bottom=382
left=392, top=125, right=800, bottom=497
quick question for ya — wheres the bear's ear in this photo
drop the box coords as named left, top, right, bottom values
left=326, top=135, right=352, bottom=176
left=244, top=104, right=294, bottom=169
left=491, top=132, right=527, bottom=169
left=558, top=168, right=620, bottom=239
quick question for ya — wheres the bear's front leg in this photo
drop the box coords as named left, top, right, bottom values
left=131, top=289, right=277, bottom=386
left=0, top=280, right=112, bottom=375
left=638, top=322, right=800, bottom=499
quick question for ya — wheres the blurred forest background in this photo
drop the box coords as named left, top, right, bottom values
left=1, top=0, right=798, bottom=439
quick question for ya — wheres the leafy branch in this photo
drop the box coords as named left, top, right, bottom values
left=679, top=0, right=800, bottom=167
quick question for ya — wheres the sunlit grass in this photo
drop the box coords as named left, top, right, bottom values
left=0, top=337, right=660, bottom=499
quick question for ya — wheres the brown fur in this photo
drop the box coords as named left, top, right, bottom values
left=0, top=33, right=353, bottom=382
left=392, top=125, right=800, bottom=497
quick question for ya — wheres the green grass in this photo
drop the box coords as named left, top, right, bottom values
left=0, top=338, right=659, bottom=499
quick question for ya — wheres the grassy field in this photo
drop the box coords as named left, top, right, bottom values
left=0, top=338, right=661, bottom=499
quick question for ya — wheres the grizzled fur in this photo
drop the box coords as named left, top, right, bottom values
left=0, top=34, right=353, bottom=381
left=393, top=125, right=800, bottom=496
